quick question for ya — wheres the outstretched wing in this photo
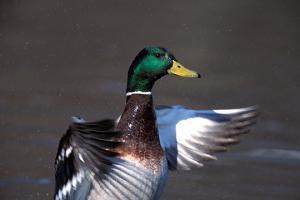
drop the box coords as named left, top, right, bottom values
left=156, top=105, right=258, bottom=170
left=55, top=117, right=166, bottom=200
left=54, top=117, right=121, bottom=200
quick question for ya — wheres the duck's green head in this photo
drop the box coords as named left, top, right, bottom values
left=127, top=46, right=200, bottom=92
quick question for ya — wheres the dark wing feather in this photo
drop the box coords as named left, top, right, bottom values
left=55, top=117, right=168, bottom=200
left=54, top=118, right=121, bottom=200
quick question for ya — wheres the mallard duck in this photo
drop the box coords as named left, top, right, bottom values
left=54, top=46, right=258, bottom=200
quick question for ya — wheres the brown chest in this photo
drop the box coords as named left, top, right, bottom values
left=115, top=94, right=164, bottom=171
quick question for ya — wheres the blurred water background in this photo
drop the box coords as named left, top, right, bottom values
left=1, top=0, right=300, bottom=199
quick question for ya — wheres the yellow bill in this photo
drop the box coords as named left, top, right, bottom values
left=167, top=60, right=201, bottom=78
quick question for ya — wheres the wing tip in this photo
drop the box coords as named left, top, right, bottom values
left=71, top=116, right=86, bottom=123
left=213, top=105, right=259, bottom=115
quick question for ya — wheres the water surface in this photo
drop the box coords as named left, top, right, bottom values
left=1, top=0, right=300, bottom=199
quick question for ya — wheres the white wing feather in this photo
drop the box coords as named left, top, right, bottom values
left=156, top=105, right=258, bottom=170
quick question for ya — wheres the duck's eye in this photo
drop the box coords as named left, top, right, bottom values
left=155, top=53, right=161, bottom=58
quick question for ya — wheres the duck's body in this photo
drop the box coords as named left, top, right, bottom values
left=54, top=47, right=258, bottom=200
left=88, top=149, right=168, bottom=200
left=116, top=94, right=163, bottom=171
left=112, top=93, right=168, bottom=199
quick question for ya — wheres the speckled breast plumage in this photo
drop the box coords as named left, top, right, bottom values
left=115, top=94, right=164, bottom=172
left=113, top=94, right=167, bottom=199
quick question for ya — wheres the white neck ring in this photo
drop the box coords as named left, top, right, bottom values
left=126, top=91, right=152, bottom=96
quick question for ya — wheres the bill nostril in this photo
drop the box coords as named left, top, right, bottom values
left=177, top=65, right=181, bottom=68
